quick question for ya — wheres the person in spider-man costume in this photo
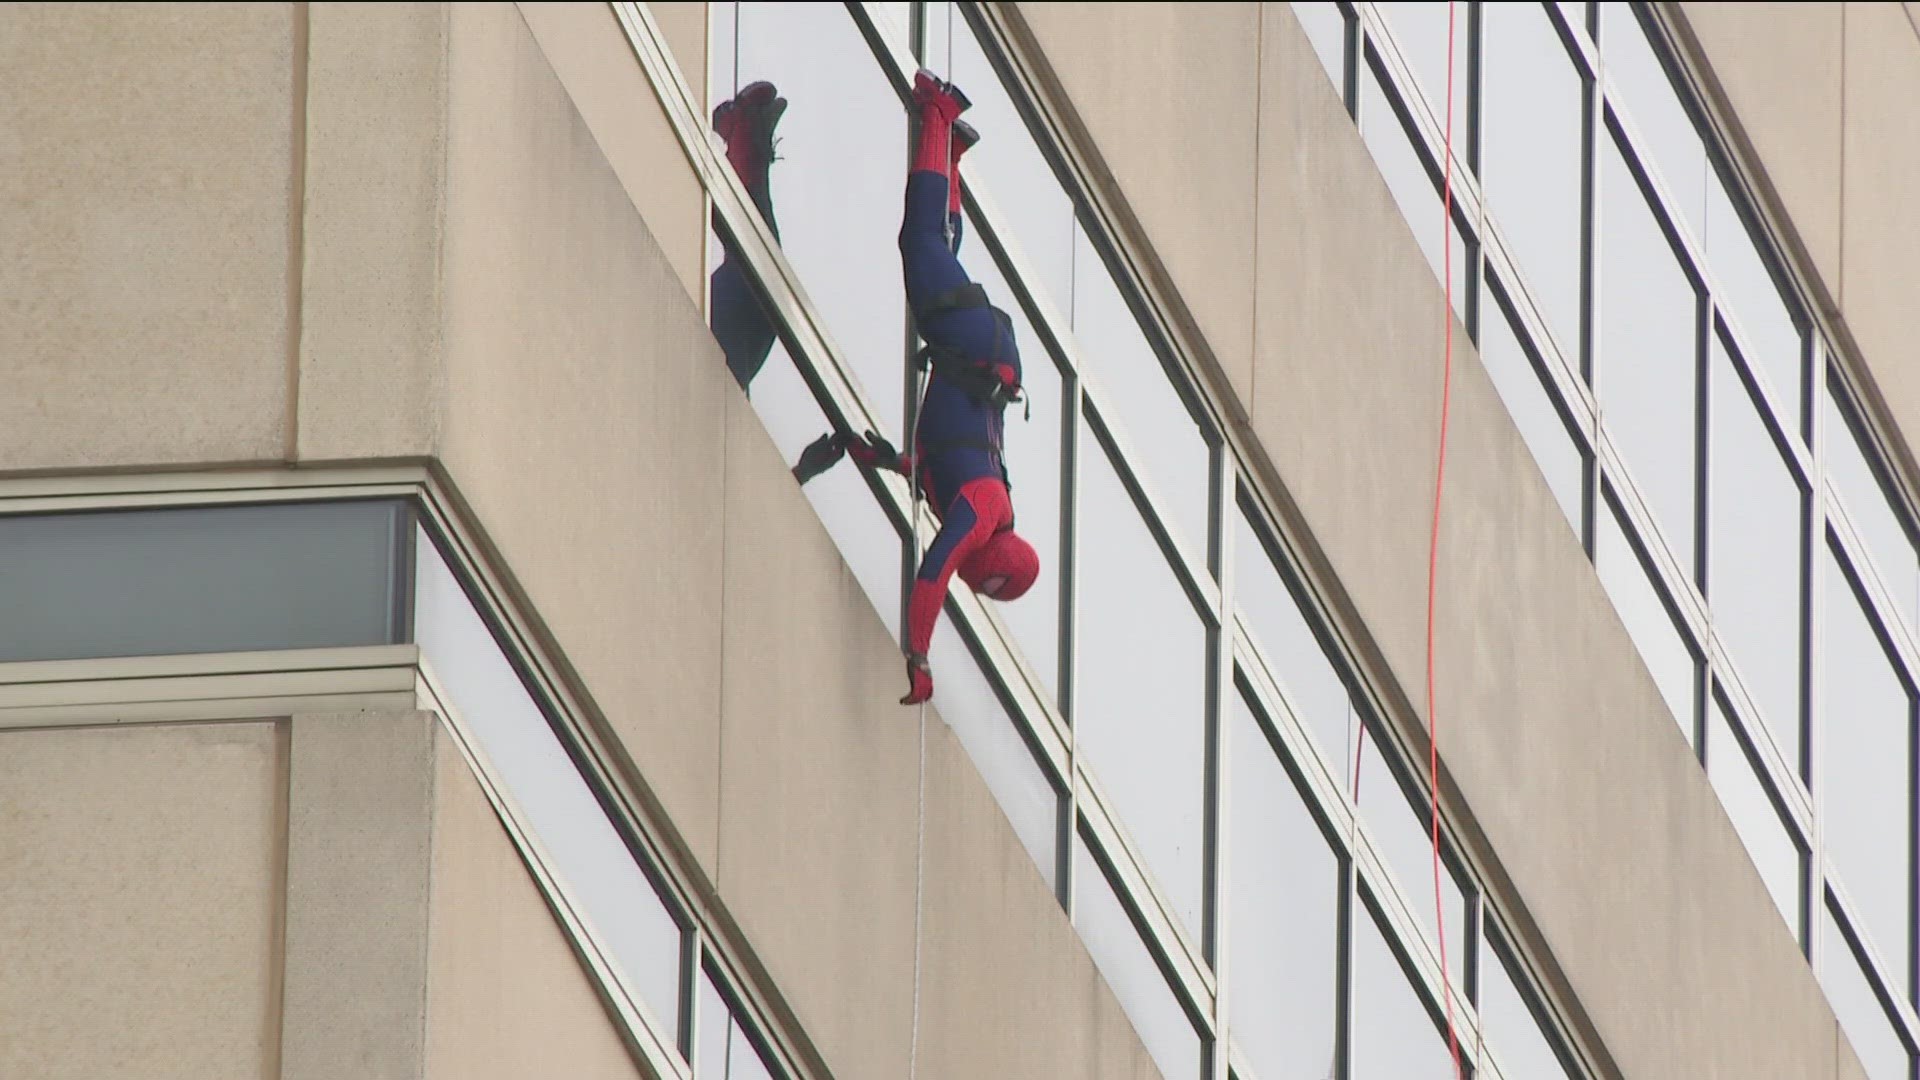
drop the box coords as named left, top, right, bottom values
left=791, top=69, right=1040, bottom=705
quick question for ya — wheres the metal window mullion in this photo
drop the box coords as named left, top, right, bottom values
left=1591, top=425, right=1712, bottom=641
left=1825, top=870, right=1920, bottom=1050
left=1207, top=449, right=1236, bottom=1080
left=1829, top=495, right=1920, bottom=706
left=1058, top=367, right=1084, bottom=910
left=1706, top=635, right=1816, bottom=840
left=1083, top=395, right=1223, bottom=624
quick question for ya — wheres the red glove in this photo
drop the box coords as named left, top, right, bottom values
left=846, top=431, right=914, bottom=477
left=899, top=652, right=933, bottom=705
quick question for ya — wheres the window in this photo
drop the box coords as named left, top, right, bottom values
left=1478, top=923, right=1577, bottom=1080
left=1290, top=1, right=1348, bottom=95
left=697, top=964, right=782, bottom=1080
left=1355, top=723, right=1470, bottom=988
left=1596, top=496, right=1698, bottom=744
left=1596, top=131, right=1700, bottom=572
left=1707, top=177, right=1804, bottom=429
left=1360, top=58, right=1470, bottom=325
left=1820, top=902, right=1914, bottom=1080
left=1234, top=502, right=1355, bottom=772
left=1479, top=278, right=1585, bottom=531
left=1820, top=548, right=1915, bottom=977
left=1074, top=838, right=1205, bottom=1080
left=1349, top=889, right=1457, bottom=1080
left=1076, top=441, right=1209, bottom=935
left=1600, top=6, right=1707, bottom=243
left=1707, top=333, right=1805, bottom=766
left=0, top=500, right=406, bottom=663
left=1825, top=386, right=1920, bottom=635
left=1705, top=693, right=1802, bottom=937
left=1227, top=687, right=1339, bottom=1079
left=1375, top=1, right=1468, bottom=139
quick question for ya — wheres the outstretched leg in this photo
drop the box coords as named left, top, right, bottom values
left=709, top=81, right=785, bottom=391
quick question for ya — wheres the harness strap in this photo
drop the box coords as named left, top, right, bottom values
left=911, top=281, right=989, bottom=320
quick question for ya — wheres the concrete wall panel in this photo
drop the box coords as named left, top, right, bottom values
left=437, top=1, right=729, bottom=869
left=0, top=721, right=283, bottom=1080
left=297, top=1, right=448, bottom=463
left=0, top=3, right=294, bottom=471
left=423, top=727, right=646, bottom=1080
left=1012, top=2, right=1261, bottom=400
left=280, top=710, right=437, bottom=1080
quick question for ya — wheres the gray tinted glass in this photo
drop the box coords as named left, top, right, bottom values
left=1360, top=62, right=1470, bottom=324
left=1824, top=388, right=1919, bottom=634
left=414, top=529, right=685, bottom=1037
left=1356, top=726, right=1469, bottom=987
left=1705, top=695, right=1801, bottom=937
left=1076, top=442, right=1208, bottom=935
left=1707, top=177, right=1803, bottom=429
left=1820, top=548, right=1914, bottom=974
left=1375, top=1, right=1468, bottom=139
left=1601, top=6, right=1707, bottom=241
left=0, top=500, right=404, bottom=663
left=1073, top=839, right=1204, bottom=1080
left=1820, top=904, right=1913, bottom=1080
left=1708, top=336, right=1804, bottom=765
left=1290, top=1, right=1349, bottom=94
left=1479, top=926, right=1575, bottom=1080
left=1597, top=132, right=1700, bottom=571
left=1481, top=1, right=1585, bottom=356
left=1234, top=505, right=1354, bottom=774
left=1227, top=688, right=1340, bottom=1080
left=1349, top=891, right=1455, bottom=1080
left=1596, top=499, right=1696, bottom=744
left=1479, top=283, right=1584, bottom=532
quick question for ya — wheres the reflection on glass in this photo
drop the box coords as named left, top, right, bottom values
left=1706, top=176, right=1803, bottom=429
left=1360, top=60, right=1470, bottom=324
left=1600, top=4, right=1707, bottom=241
left=1597, top=133, right=1700, bottom=570
left=1708, top=336, right=1804, bottom=765
left=1072, top=226, right=1214, bottom=560
left=1824, top=388, right=1920, bottom=634
left=1375, top=1, right=1469, bottom=141
left=958, top=213, right=1063, bottom=698
left=1234, top=505, right=1355, bottom=773
left=1356, top=725, right=1469, bottom=987
left=1076, top=443, right=1208, bottom=935
left=1481, top=1, right=1585, bottom=356
left=1290, top=1, right=1349, bottom=95
left=1073, top=839, right=1204, bottom=1080
left=928, top=615, right=1058, bottom=888
left=1819, top=904, right=1913, bottom=1080
left=923, top=3, right=1076, bottom=314
left=1820, top=549, right=1914, bottom=975
left=1350, top=891, right=1455, bottom=1080
left=0, top=500, right=406, bottom=663
left=414, top=529, right=686, bottom=1038
left=1479, top=281, right=1584, bottom=532
left=711, top=2, right=911, bottom=436
left=1705, top=695, right=1801, bottom=937
left=1478, top=925, right=1575, bottom=1080
left=1596, top=498, right=1697, bottom=744
left=1228, top=688, right=1339, bottom=1080
left=697, top=966, right=781, bottom=1080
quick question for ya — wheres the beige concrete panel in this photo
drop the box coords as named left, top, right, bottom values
left=1009, top=2, right=1260, bottom=401
left=0, top=721, right=282, bottom=1079
left=517, top=2, right=709, bottom=301
left=715, top=388, right=918, bottom=1079
left=1840, top=3, right=1920, bottom=462
left=1675, top=2, right=1843, bottom=293
left=914, top=719, right=1160, bottom=1080
left=297, top=2, right=447, bottom=462
left=438, top=2, right=728, bottom=869
left=423, top=727, right=646, bottom=1080
left=0, top=3, right=293, bottom=471
left=281, top=710, right=437, bottom=1080
left=651, top=2, right=709, bottom=112
left=1250, top=6, right=1841, bottom=1079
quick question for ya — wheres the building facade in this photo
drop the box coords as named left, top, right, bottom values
left=1, top=3, right=1913, bottom=1079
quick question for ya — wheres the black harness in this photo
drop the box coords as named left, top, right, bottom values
left=911, top=282, right=1023, bottom=496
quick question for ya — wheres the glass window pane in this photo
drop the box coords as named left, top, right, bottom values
left=1360, top=60, right=1470, bottom=325
left=1597, top=131, right=1700, bottom=571
left=927, top=618, right=1059, bottom=889
left=1820, top=904, right=1914, bottom=1080
left=1290, top=1, right=1348, bottom=95
left=1076, top=443, right=1208, bottom=935
left=1073, top=839, right=1205, bottom=1080
left=1350, top=891, right=1455, bottom=1080
left=1375, top=1, right=1468, bottom=141
left=1820, top=548, right=1914, bottom=974
left=1600, top=6, right=1707, bottom=242
left=923, top=4, right=1076, bottom=315
left=1481, top=1, right=1585, bottom=356
left=698, top=967, right=781, bottom=1080
left=414, top=529, right=686, bottom=1036
left=1596, top=498, right=1697, bottom=744
left=1356, top=725, right=1469, bottom=987
left=1708, top=336, right=1804, bottom=766
left=0, top=500, right=405, bottom=664
left=1705, top=695, right=1802, bottom=936
left=1479, top=281, right=1584, bottom=532
left=1072, top=226, right=1213, bottom=560
left=715, top=3, right=912, bottom=436
left=1478, top=926, right=1576, bottom=1080
left=1707, top=177, right=1803, bottom=429
left=1228, top=688, right=1340, bottom=1080
left=956, top=214, right=1063, bottom=699
left=1234, top=505, right=1354, bottom=773
left=1824, top=387, right=1920, bottom=634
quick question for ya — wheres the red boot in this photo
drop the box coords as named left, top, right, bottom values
left=712, top=80, right=786, bottom=193
left=899, top=653, right=934, bottom=706
left=947, top=119, right=979, bottom=215
left=911, top=69, right=972, bottom=175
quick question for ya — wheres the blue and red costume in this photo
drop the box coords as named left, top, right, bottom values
left=795, top=72, right=1040, bottom=704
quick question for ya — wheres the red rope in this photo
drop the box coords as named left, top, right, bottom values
left=1431, top=4, right=1464, bottom=1079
